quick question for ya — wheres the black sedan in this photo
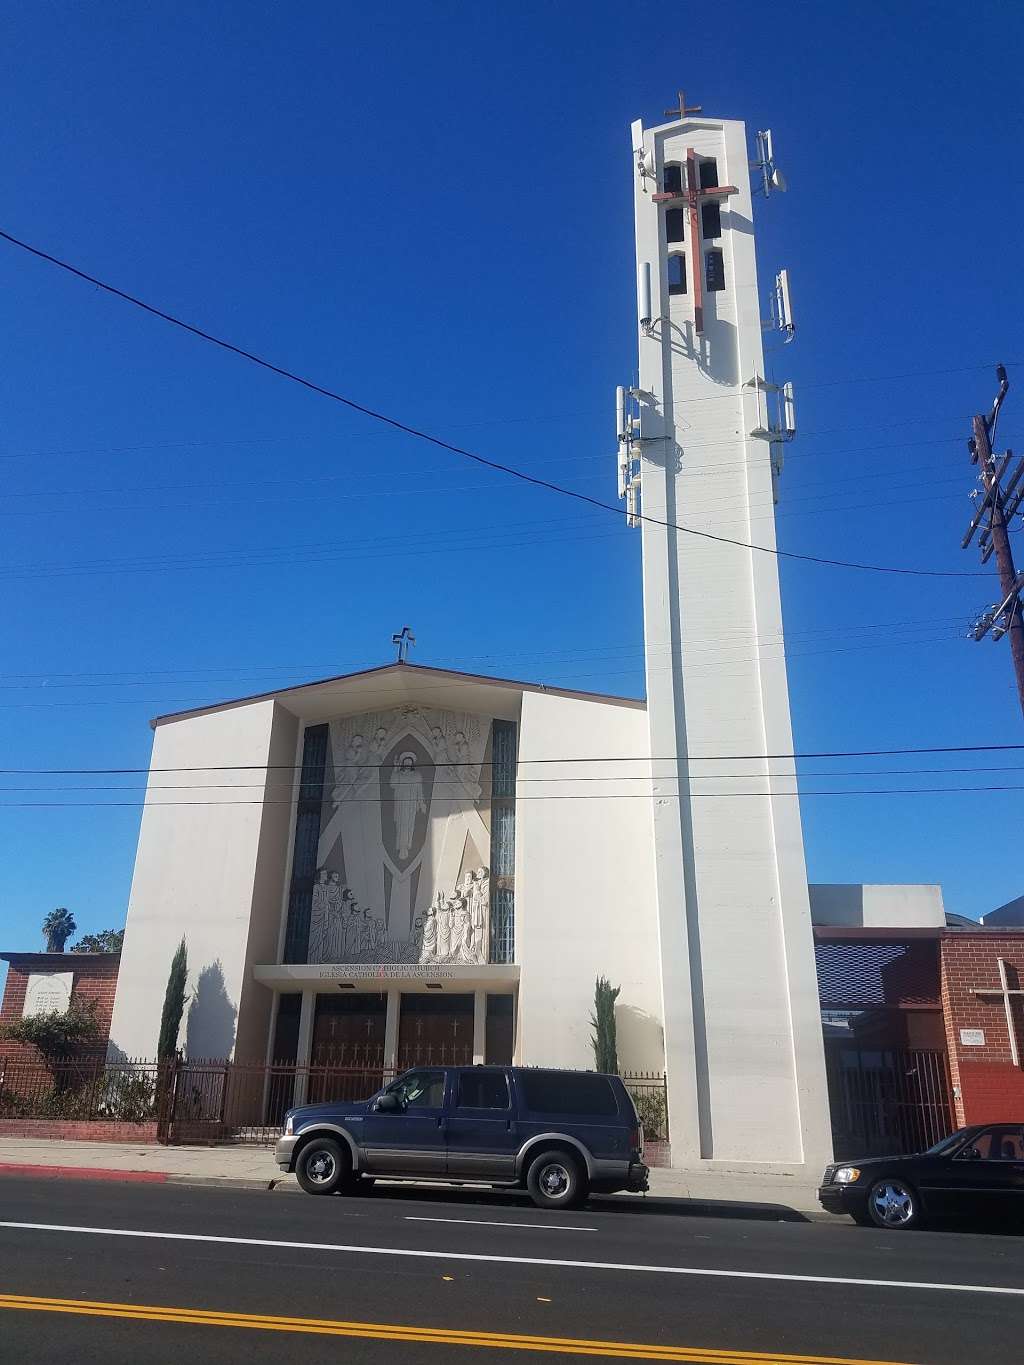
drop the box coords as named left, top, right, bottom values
left=819, top=1123, right=1024, bottom=1229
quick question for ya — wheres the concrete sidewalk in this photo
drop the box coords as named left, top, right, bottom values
left=0, top=1137, right=830, bottom=1218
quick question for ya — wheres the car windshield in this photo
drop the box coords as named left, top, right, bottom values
left=923, top=1129, right=971, bottom=1156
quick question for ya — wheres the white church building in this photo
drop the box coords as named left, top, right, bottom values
left=109, top=97, right=945, bottom=1176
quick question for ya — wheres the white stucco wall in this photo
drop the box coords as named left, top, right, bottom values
left=515, top=692, right=663, bottom=1074
left=809, top=884, right=945, bottom=929
left=109, top=699, right=292, bottom=1060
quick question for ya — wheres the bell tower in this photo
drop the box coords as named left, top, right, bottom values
left=624, top=98, right=831, bottom=1169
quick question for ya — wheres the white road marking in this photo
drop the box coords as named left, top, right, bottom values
left=406, top=1217, right=597, bottom=1232
left=1, top=1222, right=1022, bottom=1298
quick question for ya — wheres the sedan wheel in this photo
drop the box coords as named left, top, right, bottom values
left=867, top=1178, right=920, bottom=1229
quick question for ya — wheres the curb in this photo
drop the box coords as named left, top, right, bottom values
left=0, top=1162, right=168, bottom=1184
left=0, top=1163, right=841, bottom=1221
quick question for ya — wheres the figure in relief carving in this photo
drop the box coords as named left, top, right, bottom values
left=390, top=753, right=427, bottom=860
left=331, top=734, right=367, bottom=807
left=450, top=729, right=480, bottom=801
left=320, top=872, right=342, bottom=959
left=369, top=726, right=389, bottom=760
left=435, top=891, right=453, bottom=960
left=470, top=866, right=489, bottom=958
left=418, top=904, right=438, bottom=962
left=309, top=868, right=331, bottom=961
left=339, top=887, right=358, bottom=958
left=450, top=894, right=474, bottom=963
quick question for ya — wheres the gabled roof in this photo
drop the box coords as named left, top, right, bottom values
left=152, top=661, right=645, bottom=728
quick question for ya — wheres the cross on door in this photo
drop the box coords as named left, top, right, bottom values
left=973, top=957, right=1024, bottom=1067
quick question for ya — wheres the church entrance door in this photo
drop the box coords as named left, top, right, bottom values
left=309, top=993, right=387, bottom=1103
left=398, top=992, right=473, bottom=1068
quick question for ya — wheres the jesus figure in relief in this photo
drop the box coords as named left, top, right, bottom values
left=390, top=752, right=427, bottom=860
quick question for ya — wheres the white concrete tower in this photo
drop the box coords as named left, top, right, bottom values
left=626, top=98, right=832, bottom=1171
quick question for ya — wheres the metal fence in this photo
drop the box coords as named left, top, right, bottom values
left=1, top=1055, right=671, bottom=1147
left=622, top=1071, right=669, bottom=1141
left=0, top=1056, right=167, bottom=1125
left=825, top=1046, right=954, bottom=1159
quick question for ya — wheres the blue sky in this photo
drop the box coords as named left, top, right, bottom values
left=1, top=1, right=1022, bottom=994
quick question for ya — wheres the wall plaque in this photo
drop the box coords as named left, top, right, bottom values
left=22, top=972, right=74, bottom=1018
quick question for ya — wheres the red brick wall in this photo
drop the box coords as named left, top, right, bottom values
left=941, top=932, right=1024, bottom=1126
left=0, top=1120, right=158, bottom=1143
left=0, top=955, right=120, bottom=1062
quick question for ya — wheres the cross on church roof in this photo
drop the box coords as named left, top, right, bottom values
left=392, top=625, right=416, bottom=664
left=665, top=90, right=702, bottom=121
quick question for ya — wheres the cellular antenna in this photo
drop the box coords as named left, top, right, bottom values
left=751, top=129, right=787, bottom=197
left=764, top=268, right=795, bottom=341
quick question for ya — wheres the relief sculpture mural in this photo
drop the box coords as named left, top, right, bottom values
left=305, top=705, right=493, bottom=965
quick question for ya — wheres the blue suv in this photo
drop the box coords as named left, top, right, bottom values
left=276, top=1065, right=649, bottom=1209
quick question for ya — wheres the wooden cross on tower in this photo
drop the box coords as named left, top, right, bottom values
left=973, top=957, right=1024, bottom=1067
left=653, top=148, right=738, bottom=335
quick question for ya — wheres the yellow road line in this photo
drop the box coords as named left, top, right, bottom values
left=0, top=1292, right=917, bottom=1364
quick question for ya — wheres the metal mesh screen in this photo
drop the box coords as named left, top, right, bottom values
left=815, top=939, right=941, bottom=1010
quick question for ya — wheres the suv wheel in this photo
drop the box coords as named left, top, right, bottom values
left=296, top=1137, right=347, bottom=1195
left=866, top=1177, right=921, bottom=1230
left=526, top=1149, right=587, bottom=1210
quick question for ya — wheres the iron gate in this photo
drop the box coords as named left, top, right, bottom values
left=825, top=1045, right=954, bottom=1159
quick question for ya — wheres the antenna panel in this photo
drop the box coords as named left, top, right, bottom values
left=639, top=262, right=652, bottom=329
left=782, top=382, right=796, bottom=436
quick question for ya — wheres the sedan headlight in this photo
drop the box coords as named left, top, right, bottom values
left=283, top=1113, right=294, bottom=1136
left=834, top=1166, right=861, bottom=1184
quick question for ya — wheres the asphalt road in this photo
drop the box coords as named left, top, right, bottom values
left=1, top=1176, right=1022, bottom=1364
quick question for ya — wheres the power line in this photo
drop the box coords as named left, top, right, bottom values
left=8, top=764, right=1024, bottom=791
left=0, top=623, right=965, bottom=689
left=3, top=784, right=1024, bottom=809
left=6, top=742, right=1024, bottom=775
left=0, top=227, right=993, bottom=580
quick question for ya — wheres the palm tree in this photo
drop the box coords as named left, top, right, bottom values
left=42, top=907, right=76, bottom=953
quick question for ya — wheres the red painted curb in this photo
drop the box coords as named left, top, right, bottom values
left=0, top=1163, right=168, bottom=1184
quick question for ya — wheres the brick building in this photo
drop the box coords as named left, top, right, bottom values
left=0, top=951, right=121, bottom=1062
left=941, top=931, right=1024, bottom=1126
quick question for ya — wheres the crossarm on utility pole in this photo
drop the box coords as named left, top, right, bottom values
left=973, top=403, right=1024, bottom=718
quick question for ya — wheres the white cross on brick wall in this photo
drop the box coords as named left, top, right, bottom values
left=973, top=958, right=1024, bottom=1067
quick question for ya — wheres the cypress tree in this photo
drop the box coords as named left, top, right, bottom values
left=590, top=975, right=621, bottom=1074
left=157, top=938, right=188, bottom=1060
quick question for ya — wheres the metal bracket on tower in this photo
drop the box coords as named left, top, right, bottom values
left=615, top=385, right=652, bottom=528
left=743, top=375, right=796, bottom=442
left=761, top=269, right=795, bottom=342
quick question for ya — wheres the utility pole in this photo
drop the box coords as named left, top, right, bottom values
left=962, top=366, right=1024, bottom=718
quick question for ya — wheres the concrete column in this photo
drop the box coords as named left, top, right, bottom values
left=293, top=989, right=316, bottom=1107
left=472, top=988, right=486, bottom=1065
left=383, top=989, right=400, bottom=1074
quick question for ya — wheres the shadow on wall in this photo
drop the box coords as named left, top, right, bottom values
left=616, top=1004, right=665, bottom=1072
left=186, top=961, right=238, bottom=1060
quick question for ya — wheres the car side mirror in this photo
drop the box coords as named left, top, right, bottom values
left=963, top=1146, right=982, bottom=1161
left=375, top=1093, right=401, bottom=1113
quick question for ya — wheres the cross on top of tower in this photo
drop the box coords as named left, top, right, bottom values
left=664, top=90, right=702, bottom=121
